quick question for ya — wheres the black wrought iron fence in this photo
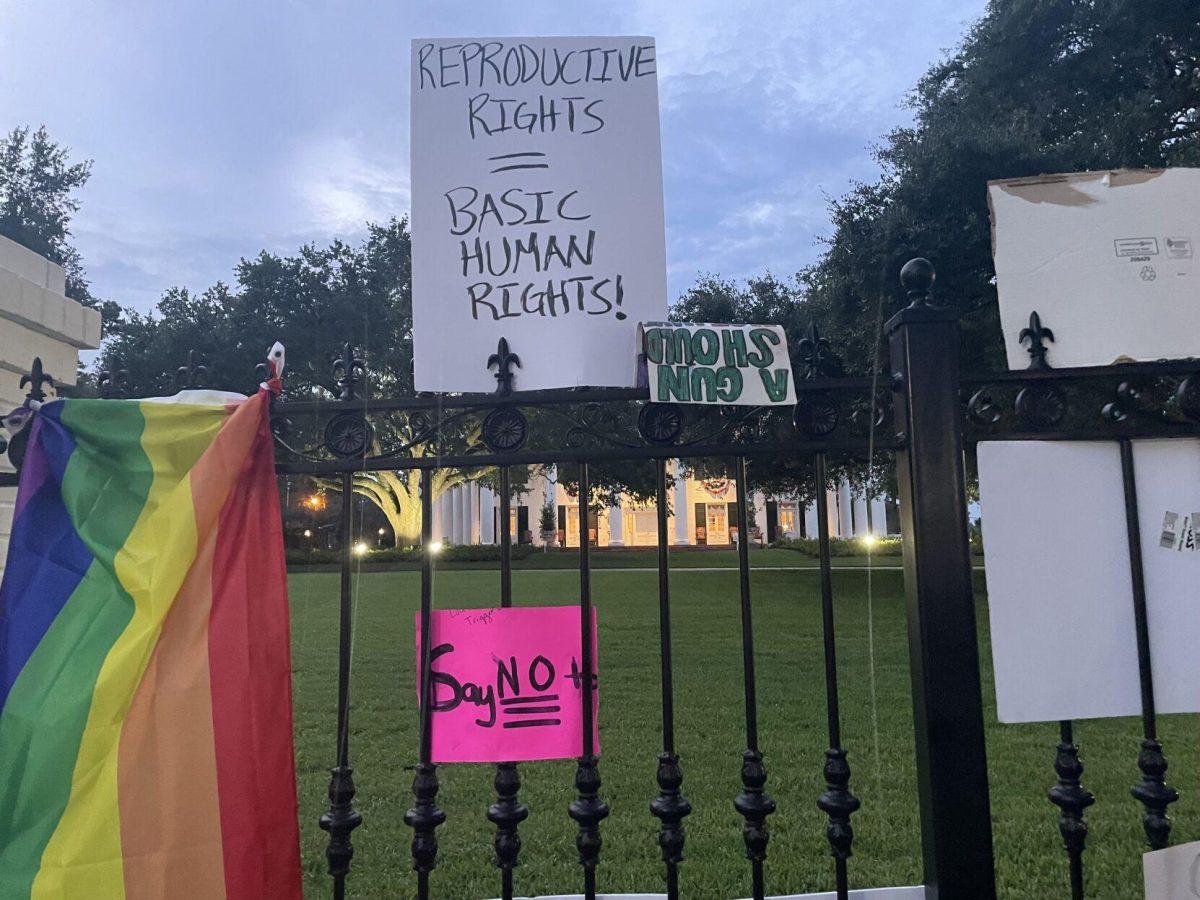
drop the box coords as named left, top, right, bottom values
left=3, top=256, right=1198, bottom=900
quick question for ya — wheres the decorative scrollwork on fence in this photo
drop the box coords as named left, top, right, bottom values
left=637, top=403, right=683, bottom=444
left=482, top=406, right=528, bottom=453
left=325, top=412, right=374, bottom=459
left=1014, top=383, right=1067, bottom=429
left=794, top=392, right=840, bottom=437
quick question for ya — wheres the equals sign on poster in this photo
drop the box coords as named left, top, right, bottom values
left=489, top=152, right=549, bottom=174
left=500, top=693, right=561, bottom=728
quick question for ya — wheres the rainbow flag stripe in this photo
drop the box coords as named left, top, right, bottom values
left=0, top=391, right=301, bottom=900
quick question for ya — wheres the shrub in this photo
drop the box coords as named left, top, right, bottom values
left=286, top=543, right=535, bottom=565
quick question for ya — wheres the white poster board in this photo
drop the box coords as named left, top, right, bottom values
left=989, top=168, right=1200, bottom=370
left=410, top=37, right=668, bottom=392
left=978, top=439, right=1200, bottom=723
left=639, top=322, right=796, bottom=405
left=1144, top=841, right=1200, bottom=899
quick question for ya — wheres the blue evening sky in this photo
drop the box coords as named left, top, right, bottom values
left=0, top=0, right=987, bottom=313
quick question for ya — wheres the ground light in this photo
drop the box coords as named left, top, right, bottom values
left=428, top=540, right=444, bottom=554
left=861, top=533, right=878, bottom=548
left=352, top=542, right=369, bottom=556
left=303, top=529, right=312, bottom=538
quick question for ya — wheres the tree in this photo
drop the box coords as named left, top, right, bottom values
left=100, top=218, right=522, bottom=546
left=0, top=125, right=115, bottom=321
left=800, top=0, right=1200, bottom=374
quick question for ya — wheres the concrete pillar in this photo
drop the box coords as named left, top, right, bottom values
left=480, top=486, right=495, bottom=544
left=673, top=464, right=689, bottom=545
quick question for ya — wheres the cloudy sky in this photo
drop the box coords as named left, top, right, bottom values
left=0, top=0, right=987, bottom=313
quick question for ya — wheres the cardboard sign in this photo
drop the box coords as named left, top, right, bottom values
left=978, top=439, right=1200, bottom=723
left=639, top=322, right=796, bottom=405
left=410, top=37, right=668, bottom=392
left=415, top=606, right=599, bottom=763
left=989, top=168, right=1200, bottom=370
left=1144, top=841, right=1200, bottom=898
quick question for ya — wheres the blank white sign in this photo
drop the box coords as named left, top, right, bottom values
left=410, top=37, right=668, bottom=392
left=1144, top=841, right=1200, bottom=899
left=978, top=440, right=1200, bottom=723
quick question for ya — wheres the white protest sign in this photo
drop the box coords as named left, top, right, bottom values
left=989, top=168, right=1200, bottom=370
left=410, top=37, right=668, bottom=392
left=639, top=322, right=796, bottom=405
left=1144, top=841, right=1200, bottom=899
left=978, top=439, right=1200, bottom=723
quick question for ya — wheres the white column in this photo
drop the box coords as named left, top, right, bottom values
left=467, top=483, right=480, bottom=544
left=870, top=497, right=887, bottom=535
left=804, top=500, right=819, bottom=538
left=673, top=463, right=689, bottom=545
left=826, top=486, right=840, bottom=537
left=452, top=486, right=465, bottom=545
left=480, top=486, right=495, bottom=544
left=838, top=481, right=853, bottom=536
left=753, top=491, right=767, bottom=546
left=430, top=487, right=443, bottom=541
left=437, top=491, right=452, bottom=543
left=608, top=495, right=624, bottom=546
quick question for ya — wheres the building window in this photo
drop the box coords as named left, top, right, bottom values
left=630, top=508, right=657, bottom=546
left=706, top=502, right=730, bottom=545
left=777, top=502, right=798, bottom=538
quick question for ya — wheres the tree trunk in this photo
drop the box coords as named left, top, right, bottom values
left=328, top=466, right=475, bottom=549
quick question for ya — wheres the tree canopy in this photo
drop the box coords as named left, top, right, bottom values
left=799, top=0, right=1200, bottom=374
left=0, top=125, right=114, bottom=320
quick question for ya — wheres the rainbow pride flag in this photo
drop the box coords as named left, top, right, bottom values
left=0, top=389, right=301, bottom=899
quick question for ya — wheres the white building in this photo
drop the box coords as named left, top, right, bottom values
left=431, top=464, right=898, bottom=548
left=0, top=235, right=102, bottom=573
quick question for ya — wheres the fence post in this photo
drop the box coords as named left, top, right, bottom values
left=887, top=258, right=996, bottom=898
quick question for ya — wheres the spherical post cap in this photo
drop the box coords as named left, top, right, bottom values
left=900, top=258, right=936, bottom=294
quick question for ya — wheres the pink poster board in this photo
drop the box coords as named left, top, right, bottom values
left=415, top=606, right=599, bottom=763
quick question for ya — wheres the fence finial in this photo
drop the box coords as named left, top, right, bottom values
left=20, top=357, right=53, bottom=402
left=333, top=344, right=367, bottom=402
left=900, top=258, right=936, bottom=308
left=488, top=337, right=521, bottom=395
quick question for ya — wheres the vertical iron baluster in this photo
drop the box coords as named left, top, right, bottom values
left=406, top=469, right=446, bottom=898
left=1049, top=719, right=1093, bottom=900
left=1118, top=438, right=1178, bottom=848
left=569, top=461, right=608, bottom=900
left=650, top=460, right=691, bottom=900
left=319, top=470, right=363, bottom=900
left=488, top=466, right=528, bottom=900
left=732, top=457, right=776, bottom=900
left=814, top=453, right=860, bottom=899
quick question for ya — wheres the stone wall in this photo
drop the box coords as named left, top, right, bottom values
left=0, top=235, right=102, bottom=572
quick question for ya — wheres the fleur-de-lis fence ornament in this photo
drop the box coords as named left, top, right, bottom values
left=20, top=357, right=53, bottom=403
left=98, top=360, right=129, bottom=398
left=488, top=337, right=522, bottom=396
left=176, top=350, right=208, bottom=390
left=1020, top=311, right=1055, bottom=371
left=794, top=323, right=843, bottom=437
left=797, top=323, right=843, bottom=380
left=333, top=344, right=367, bottom=402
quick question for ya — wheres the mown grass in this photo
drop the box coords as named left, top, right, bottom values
left=288, top=566, right=1198, bottom=899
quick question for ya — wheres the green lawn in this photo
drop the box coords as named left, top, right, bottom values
left=288, top=567, right=1197, bottom=899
